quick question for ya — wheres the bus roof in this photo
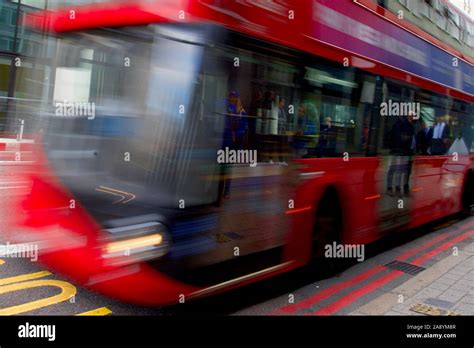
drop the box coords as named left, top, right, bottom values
left=27, top=0, right=473, bottom=102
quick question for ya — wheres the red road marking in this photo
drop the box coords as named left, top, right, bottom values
left=272, top=219, right=474, bottom=315
left=309, top=229, right=474, bottom=315
left=412, top=231, right=474, bottom=266
left=275, top=265, right=385, bottom=314
left=312, top=271, right=404, bottom=315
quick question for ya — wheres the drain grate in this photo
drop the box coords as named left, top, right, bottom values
left=384, top=260, right=425, bottom=275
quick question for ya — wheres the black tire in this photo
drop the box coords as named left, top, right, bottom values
left=311, top=188, right=345, bottom=275
left=462, top=171, right=474, bottom=216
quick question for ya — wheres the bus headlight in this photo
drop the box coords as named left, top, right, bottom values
left=101, top=222, right=170, bottom=265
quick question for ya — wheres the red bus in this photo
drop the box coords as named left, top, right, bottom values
left=11, top=0, right=474, bottom=305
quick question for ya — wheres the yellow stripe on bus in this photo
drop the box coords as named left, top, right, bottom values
left=76, top=307, right=112, bottom=316
left=0, top=279, right=76, bottom=315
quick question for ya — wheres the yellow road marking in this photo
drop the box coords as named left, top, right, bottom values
left=76, top=307, right=112, bottom=316
left=0, top=279, right=76, bottom=315
left=0, top=271, right=51, bottom=286
left=0, top=262, right=113, bottom=316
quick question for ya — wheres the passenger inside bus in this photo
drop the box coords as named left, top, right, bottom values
left=317, top=117, right=337, bottom=157
left=429, top=114, right=451, bottom=155
left=278, top=98, right=288, bottom=134
left=386, top=114, right=416, bottom=196
left=416, top=118, right=431, bottom=155
left=224, top=90, right=248, bottom=149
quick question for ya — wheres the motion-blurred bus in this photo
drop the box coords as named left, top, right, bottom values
left=12, top=0, right=474, bottom=305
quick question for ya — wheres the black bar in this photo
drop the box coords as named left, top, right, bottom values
left=0, top=316, right=473, bottom=345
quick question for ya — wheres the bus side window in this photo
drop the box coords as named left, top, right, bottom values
left=448, top=100, right=473, bottom=154
left=299, top=62, right=373, bottom=158
left=208, top=38, right=303, bottom=163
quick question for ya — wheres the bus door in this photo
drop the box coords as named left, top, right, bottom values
left=197, top=72, right=292, bottom=268
left=375, top=83, right=420, bottom=233
left=188, top=33, right=297, bottom=270
left=378, top=155, right=413, bottom=232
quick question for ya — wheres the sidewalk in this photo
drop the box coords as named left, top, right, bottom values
left=351, top=233, right=474, bottom=316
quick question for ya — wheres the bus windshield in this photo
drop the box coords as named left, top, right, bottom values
left=31, top=25, right=224, bottom=217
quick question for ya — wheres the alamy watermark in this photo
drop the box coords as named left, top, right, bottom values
left=0, top=242, right=38, bottom=262
left=380, top=99, right=420, bottom=119
left=217, top=147, right=257, bottom=167
left=324, top=242, right=365, bottom=262
left=18, top=322, right=55, bottom=341
left=55, top=100, right=96, bottom=120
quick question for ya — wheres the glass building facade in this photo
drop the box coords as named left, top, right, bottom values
left=0, top=0, right=48, bottom=133
left=0, top=0, right=112, bottom=133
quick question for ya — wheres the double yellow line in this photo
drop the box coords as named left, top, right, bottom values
left=0, top=258, right=112, bottom=316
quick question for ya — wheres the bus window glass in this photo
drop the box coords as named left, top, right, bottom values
left=299, top=60, right=371, bottom=158
left=201, top=35, right=302, bottom=163
left=447, top=99, right=473, bottom=154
